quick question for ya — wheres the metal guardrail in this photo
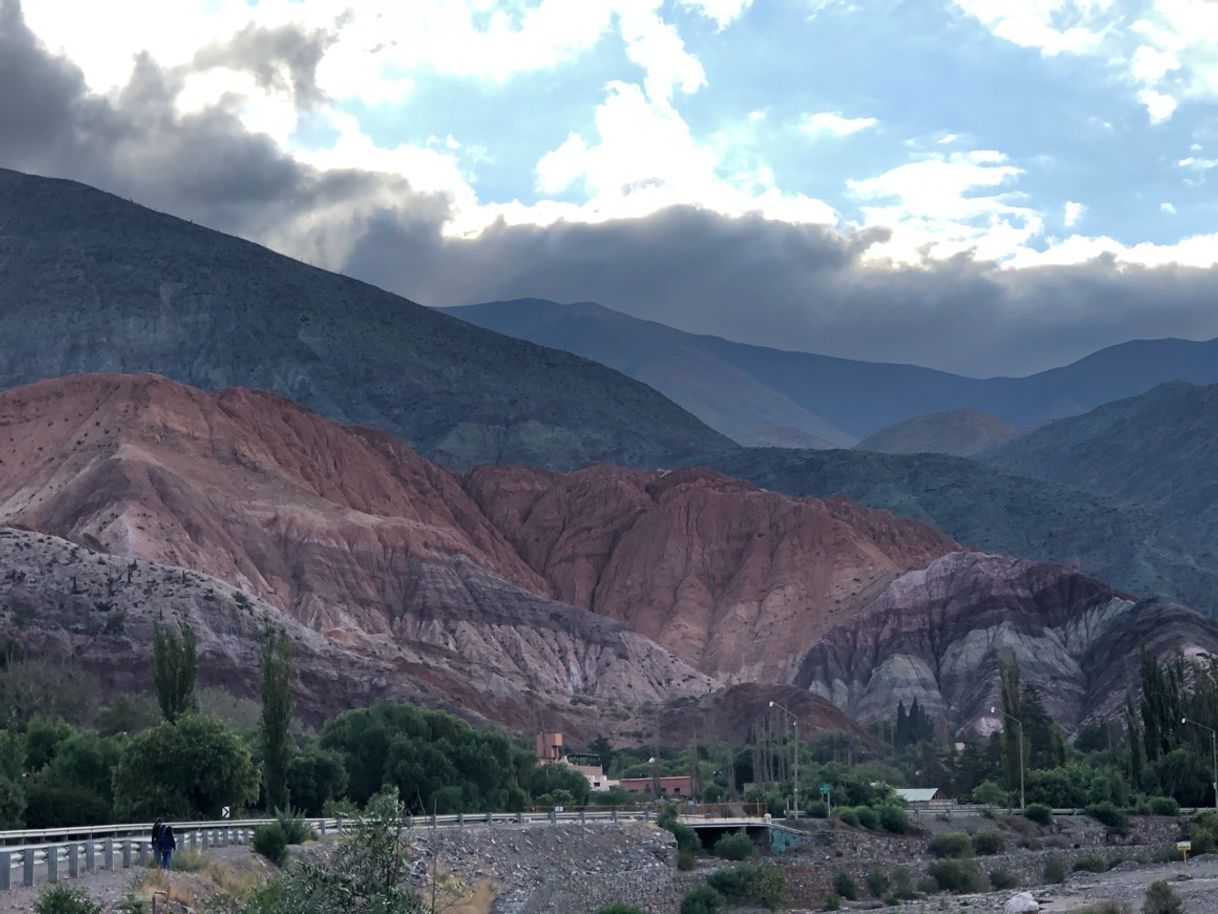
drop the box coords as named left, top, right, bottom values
left=0, top=809, right=677, bottom=891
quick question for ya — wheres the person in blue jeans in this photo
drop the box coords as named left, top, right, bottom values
left=157, top=823, right=177, bottom=869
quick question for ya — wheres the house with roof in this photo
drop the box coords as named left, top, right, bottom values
left=894, top=787, right=950, bottom=807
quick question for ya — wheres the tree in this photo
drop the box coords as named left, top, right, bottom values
left=286, top=745, right=349, bottom=816
left=0, top=731, right=25, bottom=827
left=526, top=763, right=591, bottom=806
left=152, top=620, right=197, bottom=722
left=111, top=714, right=258, bottom=820
left=0, top=658, right=98, bottom=727
left=998, top=660, right=1025, bottom=796
left=259, top=624, right=294, bottom=811
left=589, top=735, right=614, bottom=773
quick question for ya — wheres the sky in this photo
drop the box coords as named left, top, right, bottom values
left=1, top=0, right=1217, bottom=376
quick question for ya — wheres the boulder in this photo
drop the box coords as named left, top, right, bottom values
left=1004, top=892, right=1039, bottom=914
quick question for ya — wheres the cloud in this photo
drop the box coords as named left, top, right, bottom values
left=1063, top=200, right=1087, bottom=227
left=1160, top=201, right=1177, bottom=213
left=1138, top=87, right=1178, bottom=123
left=1179, top=155, right=1218, bottom=170
left=798, top=111, right=879, bottom=137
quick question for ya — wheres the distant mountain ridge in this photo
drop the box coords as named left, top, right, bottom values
left=857, top=409, right=1021, bottom=457
left=0, top=168, right=729, bottom=471
left=447, top=298, right=1218, bottom=445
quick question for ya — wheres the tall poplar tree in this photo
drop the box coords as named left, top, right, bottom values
left=153, top=619, right=197, bottom=722
left=259, top=623, right=294, bottom=811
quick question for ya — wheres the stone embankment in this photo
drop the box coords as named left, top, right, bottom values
left=410, top=821, right=678, bottom=914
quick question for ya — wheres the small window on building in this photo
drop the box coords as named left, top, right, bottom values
left=673, top=787, right=681, bottom=794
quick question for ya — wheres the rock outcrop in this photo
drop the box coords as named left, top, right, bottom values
left=797, top=552, right=1218, bottom=732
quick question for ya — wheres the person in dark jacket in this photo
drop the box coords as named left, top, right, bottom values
left=150, top=818, right=163, bottom=855
left=157, top=823, right=177, bottom=869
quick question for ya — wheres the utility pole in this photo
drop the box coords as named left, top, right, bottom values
left=769, top=700, right=799, bottom=818
left=992, top=706, right=1025, bottom=812
left=1182, top=717, right=1218, bottom=814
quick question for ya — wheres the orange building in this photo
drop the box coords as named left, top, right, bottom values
left=618, top=776, right=694, bottom=797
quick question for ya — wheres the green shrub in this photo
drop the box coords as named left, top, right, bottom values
left=989, top=869, right=1017, bottom=890
left=253, top=821, right=288, bottom=865
left=1043, top=854, right=1067, bottom=885
left=677, top=848, right=696, bottom=870
left=712, top=831, right=755, bottom=861
left=927, top=859, right=983, bottom=894
left=709, top=866, right=760, bottom=901
left=112, top=895, right=146, bottom=914
left=33, top=886, right=102, bottom=914
left=1086, top=801, right=1128, bottom=829
left=915, top=877, right=940, bottom=896
left=928, top=832, right=974, bottom=858
left=866, top=869, right=891, bottom=898
left=1142, top=880, right=1183, bottom=914
left=891, top=868, right=916, bottom=899
left=755, top=867, right=787, bottom=912
left=856, top=806, right=880, bottom=830
left=1073, top=854, right=1107, bottom=873
left=807, top=799, right=828, bottom=818
left=833, top=871, right=859, bottom=900
left=837, top=806, right=861, bottom=827
left=973, top=830, right=1005, bottom=855
left=972, top=781, right=1007, bottom=806
left=1148, top=797, right=1179, bottom=817
left=596, top=906, right=644, bottom=914
left=1024, top=803, right=1053, bottom=826
left=670, top=821, right=701, bottom=853
left=273, top=807, right=316, bottom=845
left=824, top=892, right=842, bottom=911
left=879, top=804, right=911, bottom=834
left=680, top=886, right=725, bottom=914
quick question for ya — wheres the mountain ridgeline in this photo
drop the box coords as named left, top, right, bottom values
left=0, top=168, right=729, bottom=471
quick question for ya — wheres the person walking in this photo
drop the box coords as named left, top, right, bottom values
left=150, top=818, right=163, bottom=858
left=157, top=822, right=177, bottom=870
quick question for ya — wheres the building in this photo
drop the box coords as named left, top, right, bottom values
left=534, top=731, right=619, bottom=792
left=894, top=787, right=949, bottom=806
left=618, top=776, right=694, bottom=798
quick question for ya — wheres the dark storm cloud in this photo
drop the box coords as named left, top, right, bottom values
left=193, top=23, right=336, bottom=107
left=2, top=0, right=1216, bottom=376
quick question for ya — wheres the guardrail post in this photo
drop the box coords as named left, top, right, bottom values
left=47, top=846, right=58, bottom=883
left=457, top=813, right=464, bottom=828
left=336, top=817, right=344, bottom=834
left=580, top=809, right=587, bottom=823
left=137, top=841, right=148, bottom=868
left=85, top=841, right=96, bottom=873
left=68, top=844, right=79, bottom=878
left=122, top=840, right=132, bottom=869
left=0, top=850, right=11, bottom=890
left=485, top=812, right=493, bottom=825
left=611, top=809, right=619, bottom=823
left=104, top=839, right=114, bottom=871
left=23, top=850, right=34, bottom=887
left=515, top=811, right=524, bottom=824
left=548, top=809, right=557, bottom=824
left=319, top=820, right=327, bottom=837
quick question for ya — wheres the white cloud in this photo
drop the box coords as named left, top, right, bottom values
left=799, top=112, right=879, bottom=137
left=1160, top=201, right=1178, bottom=214
left=950, top=1, right=1113, bottom=56
left=1137, top=88, right=1178, bottom=123
left=848, top=150, right=1043, bottom=263
left=1179, top=156, right=1218, bottom=170
left=680, top=0, right=754, bottom=28
left=1063, top=200, right=1087, bottom=227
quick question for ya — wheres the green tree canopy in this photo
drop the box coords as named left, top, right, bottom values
left=153, top=620, right=198, bottom=722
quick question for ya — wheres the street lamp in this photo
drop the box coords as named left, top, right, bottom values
left=648, top=756, right=660, bottom=800
left=991, top=706, right=1026, bottom=812
left=1181, top=718, right=1218, bottom=814
left=769, top=700, right=799, bottom=818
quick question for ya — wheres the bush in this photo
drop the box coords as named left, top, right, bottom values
left=677, top=847, right=696, bottom=870
left=972, top=830, right=1005, bottom=856
left=670, top=821, right=701, bottom=853
left=837, top=806, right=860, bottom=827
left=865, top=869, right=891, bottom=899
left=596, top=906, right=644, bottom=914
left=833, top=871, right=859, bottom=900
left=1043, top=854, right=1067, bottom=885
left=915, top=877, right=940, bottom=895
left=1073, top=854, right=1107, bottom=873
left=989, top=869, right=1017, bottom=890
left=709, top=866, right=760, bottom=901
left=972, top=781, right=1007, bottom=806
left=1142, top=880, right=1183, bottom=914
left=856, top=806, right=880, bottom=830
left=755, top=867, right=788, bottom=912
left=680, top=886, right=725, bottom=914
left=891, top=868, right=916, bottom=900
left=928, top=832, right=974, bottom=859
left=253, top=822, right=288, bottom=865
left=927, top=859, right=983, bottom=894
left=879, top=804, right=911, bottom=834
left=33, top=886, right=102, bottom=914
left=1024, top=803, right=1054, bottom=826
left=1148, top=796, right=1179, bottom=817
left=1086, top=801, right=1128, bottom=829
left=824, top=892, right=841, bottom=911
left=712, top=831, right=756, bottom=861
left=807, top=799, right=828, bottom=818
left=273, top=807, right=316, bottom=845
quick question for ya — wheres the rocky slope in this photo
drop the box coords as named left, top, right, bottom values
left=448, top=298, right=1218, bottom=442
left=708, top=447, right=1218, bottom=613
left=797, top=552, right=1218, bottom=731
left=460, top=463, right=959, bottom=682
left=856, top=409, right=1021, bottom=457
left=0, top=168, right=729, bottom=470
left=984, top=382, right=1218, bottom=565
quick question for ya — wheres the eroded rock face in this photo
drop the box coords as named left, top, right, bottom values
left=462, top=464, right=960, bottom=682
left=796, top=552, right=1218, bottom=731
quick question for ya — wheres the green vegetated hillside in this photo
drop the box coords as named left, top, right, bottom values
left=0, top=168, right=729, bottom=470
left=707, top=447, right=1218, bottom=614
left=856, top=409, right=1022, bottom=457
left=984, top=382, right=1218, bottom=560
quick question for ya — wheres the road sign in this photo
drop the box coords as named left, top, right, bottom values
left=819, top=784, right=831, bottom=795
left=1178, top=840, right=1192, bottom=864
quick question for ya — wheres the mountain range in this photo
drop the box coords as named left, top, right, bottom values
left=0, top=168, right=728, bottom=471
left=447, top=298, right=1218, bottom=447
